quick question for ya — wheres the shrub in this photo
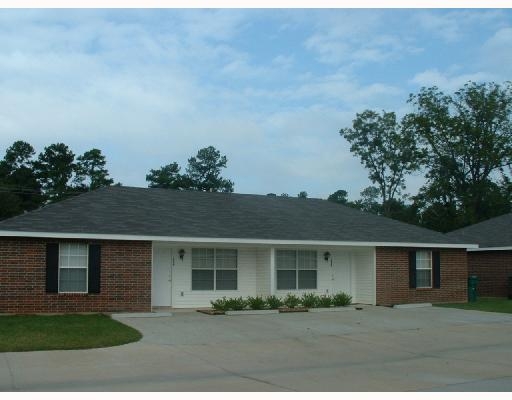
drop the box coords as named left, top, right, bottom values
left=317, top=295, right=332, bottom=308
left=266, top=295, right=283, bottom=309
left=301, top=293, right=319, bottom=308
left=283, top=293, right=301, bottom=308
left=247, top=296, right=266, bottom=310
left=225, top=297, right=247, bottom=311
left=332, top=292, right=352, bottom=307
left=211, top=297, right=230, bottom=311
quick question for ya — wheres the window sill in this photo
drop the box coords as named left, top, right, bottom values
left=57, top=292, right=90, bottom=296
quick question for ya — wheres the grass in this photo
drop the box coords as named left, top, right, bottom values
left=436, top=297, right=512, bottom=314
left=0, top=314, right=142, bottom=352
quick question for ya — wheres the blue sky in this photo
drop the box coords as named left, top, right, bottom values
left=1, top=9, right=511, bottom=199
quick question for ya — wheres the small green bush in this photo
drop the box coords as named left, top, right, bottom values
left=332, top=292, right=352, bottom=307
left=266, top=295, right=283, bottom=309
left=211, top=297, right=230, bottom=311
left=283, top=293, right=301, bottom=308
left=317, top=295, right=332, bottom=308
left=301, top=293, right=319, bottom=308
left=247, top=296, right=266, bottom=310
left=226, top=297, right=247, bottom=311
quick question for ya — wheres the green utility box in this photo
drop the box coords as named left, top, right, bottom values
left=468, top=275, right=478, bottom=302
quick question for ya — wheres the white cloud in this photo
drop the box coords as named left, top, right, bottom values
left=303, top=11, right=421, bottom=67
left=410, top=68, right=493, bottom=91
left=413, top=10, right=506, bottom=43
left=480, top=27, right=512, bottom=78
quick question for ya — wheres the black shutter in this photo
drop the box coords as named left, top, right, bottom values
left=46, top=243, right=59, bottom=293
left=88, top=244, right=101, bottom=294
left=433, top=250, right=441, bottom=289
left=408, top=250, right=417, bottom=289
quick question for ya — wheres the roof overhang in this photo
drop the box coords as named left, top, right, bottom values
left=468, top=246, right=512, bottom=252
left=0, top=230, right=479, bottom=249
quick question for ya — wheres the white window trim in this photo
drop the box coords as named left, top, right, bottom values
left=416, top=250, right=432, bottom=289
left=191, top=248, right=238, bottom=291
left=276, top=249, right=318, bottom=291
left=58, top=243, right=89, bottom=294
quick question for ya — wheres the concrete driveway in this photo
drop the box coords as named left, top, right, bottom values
left=2, top=306, right=512, bottom=391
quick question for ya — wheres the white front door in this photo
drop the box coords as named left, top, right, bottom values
left=152, top=245, right=173, bottom=307
left=331, top=252, right=351, bottom=295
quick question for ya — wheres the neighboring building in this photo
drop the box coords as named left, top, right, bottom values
left=447, top=213, right=512, bottom=298
left=0, top=186, right=475, bottom=313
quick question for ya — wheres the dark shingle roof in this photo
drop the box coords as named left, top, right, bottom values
left=446, top=213, right=512, bottom=248
left=0, top=186, right=469, bottom=245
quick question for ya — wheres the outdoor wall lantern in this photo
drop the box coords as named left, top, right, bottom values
left=178, top=249, right=185, bottom=260
left=323, top=251, right=331, bottom=261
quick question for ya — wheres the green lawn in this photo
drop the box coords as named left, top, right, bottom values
left=0, top=314, right=142, bottom=352
left=436, top=297, right=512, bottom=314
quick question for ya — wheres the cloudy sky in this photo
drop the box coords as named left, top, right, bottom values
left=1, top=8, right=511, bottom=199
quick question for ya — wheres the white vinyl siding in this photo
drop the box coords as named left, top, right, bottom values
left=152, top=243, right=376, bottom=308
left=59, top=243, right=88, bottom=293
left=169, top=247, right=259, bottom=307
left=416, top=250, right=432, bottom=288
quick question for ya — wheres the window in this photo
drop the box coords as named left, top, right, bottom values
left=416, top=250, right=432, bottom=288
left=59, top=243, right=88, bottom=293
left=276, top=250, right=317, bottom=290
left=191, top=248, right=237, bottom=291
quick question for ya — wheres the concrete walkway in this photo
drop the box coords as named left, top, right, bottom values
left=2, top=306, right=512, bottom=391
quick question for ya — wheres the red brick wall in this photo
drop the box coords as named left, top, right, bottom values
left=376, top=247, right=467, bottom=306
left=0, top=238, right=152, bottom=314
left=468, top=251, right=512, bottom=297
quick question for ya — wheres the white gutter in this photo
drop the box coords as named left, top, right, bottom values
left=469, top=246, right=512, bottom=252
left=0, top=230, right=479, bottom=249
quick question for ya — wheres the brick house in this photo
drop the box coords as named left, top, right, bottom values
left=0, top=186, right=476, bottom=314
left=447, top=213, right=512, bottom=298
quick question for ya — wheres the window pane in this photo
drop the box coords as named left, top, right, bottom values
left=59, top=268, right=87, bottom=292
left=276, top=250, right=296, bottom=270
left=298, top=250, right=317, bottom=270
left=192, top=269, right=214, bottom=290
left=60, top=244, right=71, bottom=256
left=277, top=270, right=296, bottom=290
left=416, top=269, right=432, bottom=288
left=191, top=248, right=214, bottom=269
left=298, top=270, right=317, bottom=289
left=216, top=270, right=237, bottom=290
left=68, top=255, right=88, bottom=268
left=216, top=249, right=237, bottom=269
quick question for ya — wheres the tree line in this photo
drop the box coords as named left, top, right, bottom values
left=1, top=80, right=511, bottom=232
left=335, top=81, right=512, bottom=232
left=0, top=142, right=113, bottom=220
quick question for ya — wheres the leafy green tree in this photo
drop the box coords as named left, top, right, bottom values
left=186, top=146, right=234, bottom=192
left=297, top=191, right=308, bottom=198
left=74, top=148, right=114, bottom=191
left=353, top=186, right=381, bottom=214
left=340, top=110, right=423, bottom=215
left=146, top=162, right=189, bottom=189
left=0, top=141, right=43, bottom=219
left=147, top=146, right=233, bottom=192
left=328, top=189, right=349, bottom=204
left=33, top=143, right=75, bottom=202
left=280, top=193, right=289, bottom=197
left=404, top=81, right=512, bottom=230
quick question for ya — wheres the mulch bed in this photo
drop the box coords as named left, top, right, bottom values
left=196, top=309, right=225, bottom=315
left=278, top=307, right=309, bottom=313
